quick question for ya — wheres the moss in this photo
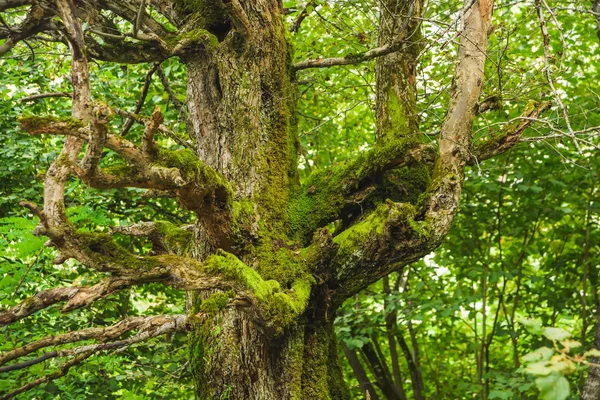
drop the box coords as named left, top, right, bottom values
left=203, top=250, right=312, bottom=333
left=301, top=323, right=351, bottom=399
left=199, top=291, right=235, bottom=315
left=204, top=250, right=280, bottom=300
left=165, top=28, right=219, bottom=49
left=155, top=147, right=233, bottom=205
left=288, top=137, right=422, bottom=243
left=382, top=161, right=432, bottom=208
left=77, top=232, right=161, bottom=271
left=102, top=164, right=135, bottom=178
left=154, top=221, right=194, bottom=255
left=253, top=241, right=308, bottom=286
left=174, top=0, right=231, bottom=39
left=332, top=203, right=390, bottom=258
left=18, top=115, right=83, bottom=134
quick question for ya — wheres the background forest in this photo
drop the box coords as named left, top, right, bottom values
left=1, top=0, right=599, bottom=399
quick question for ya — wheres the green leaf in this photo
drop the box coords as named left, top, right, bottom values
left=525, top=361, right=552, bottom=376
left=523, top=347, right=554, bottom=363
left=519, top=317, right=544, bottom=335
left=585, top=349, right=600, bottom=357
left=542, top=327, right=571, bottom=341
left=489, top=389, right=513, bottom=399
left=535, top=373, right=569, bottom=400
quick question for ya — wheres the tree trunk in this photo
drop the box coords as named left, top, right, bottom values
left=179, top=1, right=347, bottom=398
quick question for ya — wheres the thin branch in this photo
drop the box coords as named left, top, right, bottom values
left=0, top=351, right=94, bottom=400
left=121, top=62, right=159, bottom=136
left=0, top=315, right=186, bottom=400
left=290, top=0, right=316, bottom=33
left=470, top=100, right=552, bottom=163
left=0, top=315, right=185, bottom=369
left=535, top=0, right=582, bottom=154
left=156, top=64, right=186, bottom=117
left=293, top=40, right=408, bottom=71
left=19, top=92, right=72, bottom=102
left=134, top=0, right=147, bottom=38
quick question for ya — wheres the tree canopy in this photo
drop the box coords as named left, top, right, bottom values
left=0, top=0, right=599, bottom=399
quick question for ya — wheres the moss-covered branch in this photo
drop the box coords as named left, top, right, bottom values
left=325, top=0, right=495, bottom=303
left=19, top=113, right=235, bottom=238
left=289, top=138, right=435, bottom=244
left=470, top=100, right=552, bottom=163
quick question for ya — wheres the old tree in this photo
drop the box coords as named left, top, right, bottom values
left=1, top=0, right=599, bottom=398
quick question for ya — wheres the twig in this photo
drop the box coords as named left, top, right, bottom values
left=11, top=247, right=43, bottom=299
left=535, top=0, right=582, bottom=155
left=121, top=62, right=159, bottom=136
left=156, top=65, right=186, bottom=116
left=19, top=92, right=71, bottom=102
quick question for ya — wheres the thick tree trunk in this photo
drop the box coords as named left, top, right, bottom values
left=179, top=1, right=347, bottom=398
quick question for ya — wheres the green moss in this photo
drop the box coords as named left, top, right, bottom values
left=156, top=148, right=233, bottom=204
left=77, top=232, right=161, bottom=271
left=204, top=250, right=280, bottom=300
left=288, top=137, right=423, bottom=243
left=199, top=291, right=235, bottom=314
left=154, top=221, right=194, bottom=255
left=253, top=241, right=307, bottom=286
left=332, top=203, right=390, bottom=258
left=18, top=115, right=83, bottom=133
left=174, top=0, right=231, bottom=38
left=102, top=164, right=135, bottom=178
left=165, top=28, right=219, bottom=49
left=203, top=250, right=312, bottom=333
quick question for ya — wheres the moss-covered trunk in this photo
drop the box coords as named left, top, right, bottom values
left=178, top=1, right=347, bottom=398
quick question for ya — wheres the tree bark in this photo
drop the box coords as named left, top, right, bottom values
left=179, top=2, right=347, bottom=398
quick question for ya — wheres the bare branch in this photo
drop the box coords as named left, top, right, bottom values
left=142, top=106, right=163, bottom=157
left=0, top=4, right=54, bottom=57
left=19, top=92, right=71, bottom=102
left=535, top=0, right=582, bottom=154
left=0, top=351, right=94, bottom=400
left=0, top=315, right=186, bottom=400
left=290, top=0, right=316, bottom=33
left=121, top=63, right=159, bottom=136
left=293, top=40, right=409, bottom=71
left=0, top=315, right=185, bottom=368
left=0, top=286, right=79, bottom=326
left=156, top=64, right=186, bottom=117
left=0, top=274, right=185, bottom=327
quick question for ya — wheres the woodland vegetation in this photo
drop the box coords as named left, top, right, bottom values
left=0, top=0, right=599, bottom=399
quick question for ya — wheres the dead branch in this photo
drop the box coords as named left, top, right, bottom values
left=470, top=100, right=552, bottom=163
left=290, top=0, right=316, bottom=33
